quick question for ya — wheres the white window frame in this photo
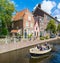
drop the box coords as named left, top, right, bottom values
left=26, top=21, right=29, bottom=27
left=30, top=23, right=33, bottom=28
left=28, top=16, right=31, bottom=21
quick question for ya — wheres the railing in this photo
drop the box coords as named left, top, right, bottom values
left=0, top=35, right=38, bottom=45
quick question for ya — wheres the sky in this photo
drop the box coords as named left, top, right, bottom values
left=11, top=0, right=60, bottom=20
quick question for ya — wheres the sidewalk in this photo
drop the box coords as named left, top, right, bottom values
left=0, top=37, right=59, bottom=54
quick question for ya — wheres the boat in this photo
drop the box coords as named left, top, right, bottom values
left=29, top=43, right=52, bottom=58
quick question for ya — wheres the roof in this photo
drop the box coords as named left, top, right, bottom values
left=12, top=9, right=28, bottom=21
left=33, top=4, right=60, bottom=23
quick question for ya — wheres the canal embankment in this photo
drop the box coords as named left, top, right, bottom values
left=0, top=37, right=60, bottom=54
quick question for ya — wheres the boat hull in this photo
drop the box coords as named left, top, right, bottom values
left=30, top=51, right=51, bottom=57
left=30, top=53, right=42, bottom=57
left=29, top=47, right=52, bottom=58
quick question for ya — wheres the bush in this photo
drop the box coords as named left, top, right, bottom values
left=40, top=37, right=44, bottom=40
left=28, top=34, right=32, bottom=38
left=45, top=36, right=49, bottom=39
left=2, top=28, right=8, bottom=35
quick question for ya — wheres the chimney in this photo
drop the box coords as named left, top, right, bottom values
left=55, top=17, right=57, bottom=19
left=38, top=4, right=41, bottom=8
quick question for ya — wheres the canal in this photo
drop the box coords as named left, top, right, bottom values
left=0, top=39, right=60, bottom=63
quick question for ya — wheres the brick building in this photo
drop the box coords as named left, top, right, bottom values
left=11, top=9, right=34, bottom=37
left=11, top=4, right=60, bottom=38
left=33, top=4, right=60, bottom=37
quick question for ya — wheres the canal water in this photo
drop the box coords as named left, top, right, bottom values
left=0, top=39, right=60, bottom=63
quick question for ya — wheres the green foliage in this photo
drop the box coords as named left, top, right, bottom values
left=0, top=0, right=15, bottom=35
left=40, top=36, right=49, bottom=40
left=28, top=34, right=32, bottom=38
left=57, top=24, right=60, bottom=33
left=46, top=19, right=57, bottom=34
left=1, top=28, right=8, bottom=35
left=45, top=36, right=49, bottom=39
left=40, top=37, right=44, bottom=40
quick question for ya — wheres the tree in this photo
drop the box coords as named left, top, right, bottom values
left=57, top=24, right=60, bottom=33
left=0, top=0, right=15, bottom=35
left=46, top=19, right=57, bottom=34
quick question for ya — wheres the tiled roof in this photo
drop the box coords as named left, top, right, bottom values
left=12, top=9, right=28, bottom=21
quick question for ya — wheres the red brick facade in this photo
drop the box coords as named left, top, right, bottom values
left=12, top=9, right=34, bottom=36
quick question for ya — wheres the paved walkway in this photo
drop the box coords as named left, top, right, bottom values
left=0, top=37, right=60, bottom=54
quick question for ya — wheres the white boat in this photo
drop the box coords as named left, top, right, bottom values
left=29, top=44, right=52, bottom=58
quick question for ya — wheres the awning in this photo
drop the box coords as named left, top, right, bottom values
left=11, top=29, right=22, bottom=33
left=11, top=30, right=18, bottom=33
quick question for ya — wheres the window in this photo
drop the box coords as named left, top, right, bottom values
left=34, top=32, right=36, bottom=36
left=39, top=17, right=44, bottom=23
left=26, top=21, right=29, bottom=27
left=28, top=16, right=31, bottom=21
left=36, top=27, right=37, bottom=30
left=28, top=30, right=31, bottom=34
left=41, top=17, right=44, bottom=22
left=30, top=23, right=33, bottom=28
left=40, top=31, right=43, bottom=37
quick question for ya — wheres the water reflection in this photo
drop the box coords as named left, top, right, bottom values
left=0, top=39, right=60, bottom=63
left=29, top=54, right=52, bottom=63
